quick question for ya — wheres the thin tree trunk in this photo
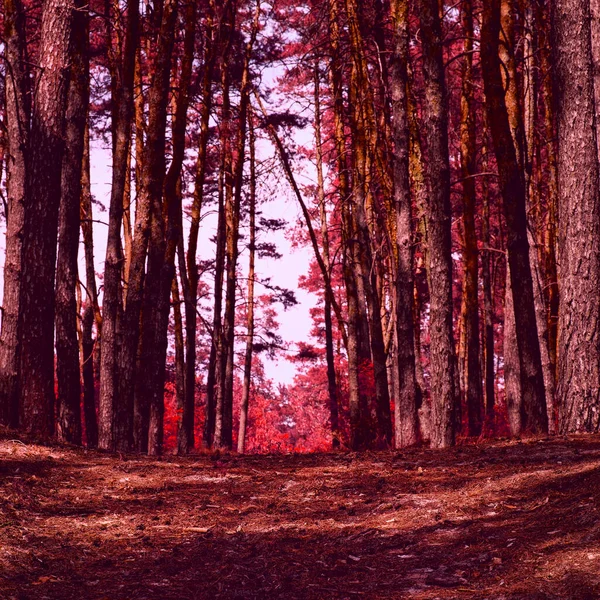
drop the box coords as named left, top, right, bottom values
left=314, top=63, right=340, bottom=450
left=458, top=0, right=482, bottom=437
left=216, top=0, right=260, bottom=450
left=178, top=6, right=219, bottom=452
left=237, top=114, right=257, bottom=455
left=481, top=133, right=496, bottom=433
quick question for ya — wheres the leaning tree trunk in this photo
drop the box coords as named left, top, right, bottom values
left=553, top=0, right=600, bottom=432
left=481, top=0, right=548, bottom=435
left=419, top=0, right=458, bottom=449
left=55, top=0, right=89, bottom=445
left=19, top=0, right=74, bottom=437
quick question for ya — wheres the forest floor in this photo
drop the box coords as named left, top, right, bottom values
left=1, top=432, right=600, bottom=599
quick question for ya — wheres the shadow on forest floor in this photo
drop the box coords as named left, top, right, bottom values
left=2, top=432, right=600, bottom=599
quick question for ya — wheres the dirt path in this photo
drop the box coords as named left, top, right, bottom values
left=1, top=434, right=600, bottom=599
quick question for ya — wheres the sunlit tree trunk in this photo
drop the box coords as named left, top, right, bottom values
left=216, top=0, right=260, bottom=450
left=178, top=6, right=218, bottom=452
left=328, top=0, right=368, bottom=450
left=314, top=64, right=340, bottom=450
left=237, top=114, right=257, bottom=454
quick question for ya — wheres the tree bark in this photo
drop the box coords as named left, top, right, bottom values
left=481, top=0, right=548, bottom=435
left=0, top=0, right=29, bottom=428
left=389, top=0, right=419, bottom=447
left=553, top=0, right=600, bottom=433
left=123, top=0, right=177, bottom=453
left=98, top=0, right=139, bottom=450
left=237, top=113, right=257, bottom=455
left=419, top=0, right=458, bottom=448
left=458, top=0, right=482, bottom=437
left=55, top=0, right=89, bottom=444
left=314, top=63, right=340, bottom=450
left=19, top=0, right=74, bottom=437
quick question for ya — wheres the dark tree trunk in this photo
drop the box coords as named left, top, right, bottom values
left=481, top=0, right=548, bottom=435
left=55, top=0, right=89, bottom=445
left=553, top=0, right=600, bottom=432
left=389, top=0, right=419, bottom=447
left=124, top=0, right=177, bottom=453
left=19, top=0, right=74, bottom=437
left=419, top=0, right=458, bottom=448
left=458, top=0, right=483, bottom=437
left=0, top=0, right=29, bottom=428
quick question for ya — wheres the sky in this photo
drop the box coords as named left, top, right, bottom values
left=87, top=135, right=317, bottom=386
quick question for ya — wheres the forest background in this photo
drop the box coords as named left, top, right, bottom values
left=1, top=0, right=599, bottom=456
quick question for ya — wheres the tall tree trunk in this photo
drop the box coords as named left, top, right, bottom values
left=553, top=0, right=600, bottom=433
left=481, top=0, right=548, bottom=435
left=419, top=0, right=458, bottom=448
left=314, top=64, right=340, bottom=450
left=237, top=114, right=257, bottom=455
left=480, top=133, right=496, bottom=432
left=98, top=0, right=139, bottom=450
left=55, top=0, right=89, bottom=444
left=328, top=0, right=369, bottom=450
left=19, top=0, right=74, bottom=437
left=178, top=6, right=219, bottom=453
left=215, top=0, right=259, bottom=450
left=458, top=0, right=482, bottom=437
left=0, top=0, right=29, bottom=428
left=389, top=0, right=419, bottom=447
left=125, top=0, right=177, bottom=453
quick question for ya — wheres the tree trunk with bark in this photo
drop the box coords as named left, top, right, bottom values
left=98, top=0, right=139, bottom=450
left=55, top=0, right=89, bottom=444
left=458, top=0, right=483, bottom=437
left=419, top=0, right=458, bottom=448
left=481, top=0, right=548, bottom=435
left=389, top=0, right=419, bottom=447
left=553, top=0, right=600, bottom=433
left=0, top=0, right=29, bottom=428
left=19, top=0, right=74, bottom=437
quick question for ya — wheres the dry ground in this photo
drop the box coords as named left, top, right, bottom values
left=1, top=432, right=600, bottom=599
